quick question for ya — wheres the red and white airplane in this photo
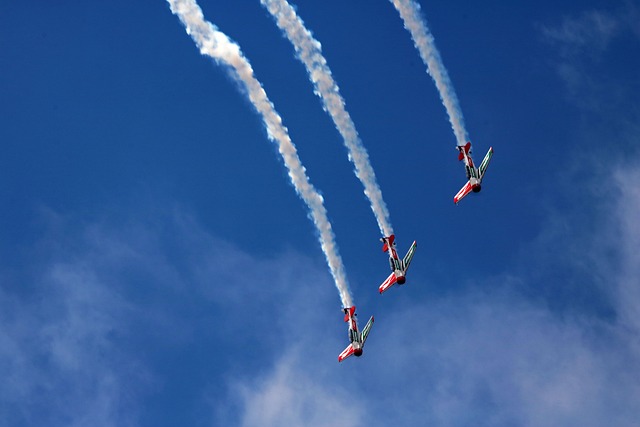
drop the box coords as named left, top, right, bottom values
left=454, top=142, right=494, bottom=204
left=338, top=306, right=374, bottom=362
left=379, top=235, right=417, bottom=294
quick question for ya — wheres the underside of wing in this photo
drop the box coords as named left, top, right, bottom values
left=338, top=344, right=355, bottom=362
left=478, top=147, right=494, bottom=179
left=379, top=272, right=397, bottom=294
left=360, top=316, right=374, bottom=345
left=402, top=241, right=417, bottom=272
left=454, top=181, right=473, bottom=204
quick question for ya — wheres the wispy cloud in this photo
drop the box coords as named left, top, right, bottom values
left=4, top=160, right=640, bottom=426
left=609, top=165, right=640, bottom=334
left=540, top=10, right=621, bottom=58
left=213, top=156, right=640, bottom=426
left=540, top=3, right=640, bottom=111
left=224, top=351, right=363, bottom=427
left=0, top=204, right=345, bottom=426
left=0, top=220, right=151, bottom=427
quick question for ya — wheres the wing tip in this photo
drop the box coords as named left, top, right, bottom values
left=338, top=344, right=354, bottom=362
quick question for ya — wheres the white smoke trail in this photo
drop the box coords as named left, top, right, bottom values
left=261, top=0, right=394, bottom=238
left=390, top=0, right=469, bottom=146
left=166, top=0, right=353, bottom=308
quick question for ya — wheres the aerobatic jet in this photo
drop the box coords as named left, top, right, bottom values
left=378, top=234, right=417, bottom=294
left=454, top=142, right=494, bottom=204
left=338, top=306, right=374, bottom=362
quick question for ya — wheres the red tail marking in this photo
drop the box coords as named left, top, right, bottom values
left=382, top=235, right=394, bottom=252
left=458, top=142, right=472, bottom=161
left=344, top=306, right=356, bottom=322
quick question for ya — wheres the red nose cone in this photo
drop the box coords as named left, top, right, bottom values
left=472, top=184, right=482, bottom=193
left=354, top=348, right=363, bottom=357
left=397, top=276, right=406, bottom=285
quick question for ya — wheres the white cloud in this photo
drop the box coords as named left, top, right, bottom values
left=212, top=158, right=640, bottom=426
left=4, top=160, right=640, bottom=427
left=372, top=291, right=640, bottom=427
left=228, top=351, right=363, bottom=427
left=539, top=4, right=640, bottom=112
left=0, top=251, right=149, bottom=427
left=0, top=204, right=347, bottom=426
left=540, top=10, right=620, bottom=58
left=610, top=165, right=640, bottom=334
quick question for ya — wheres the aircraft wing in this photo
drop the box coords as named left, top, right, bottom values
left=454, top=181, right=473, bottom=204
left=338, top=344, right=355, bottom=362
left=402, top=241, right=417, bottom=272
left=379, top=272, right=397, bottom=294
left=478, top=147, right=493, bottom=179
left=360, top=316, right=374, bottom=345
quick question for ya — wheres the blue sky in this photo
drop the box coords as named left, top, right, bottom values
left=1, top=0, right=640, bottom=426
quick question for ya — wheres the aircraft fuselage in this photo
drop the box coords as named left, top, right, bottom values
left=382, top=235, right=407, bottom=285
left=458, top=143, right=484, bottom=193
left=345, top=308, right=364, bottom=356
left=389, top=257, right=406, bottom=284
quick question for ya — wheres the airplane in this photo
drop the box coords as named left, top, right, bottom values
left=338, top=306, right=374, bottom=362
left=379, top=234, right=417, bottom=294
left=454, top=141, right=494, bottom=204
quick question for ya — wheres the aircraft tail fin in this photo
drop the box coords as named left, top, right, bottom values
left=343, top=306, right=356, bottom=322
left=381, top=234, right=394, bottom=252
left=457, top=141, right=472, bottom=161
